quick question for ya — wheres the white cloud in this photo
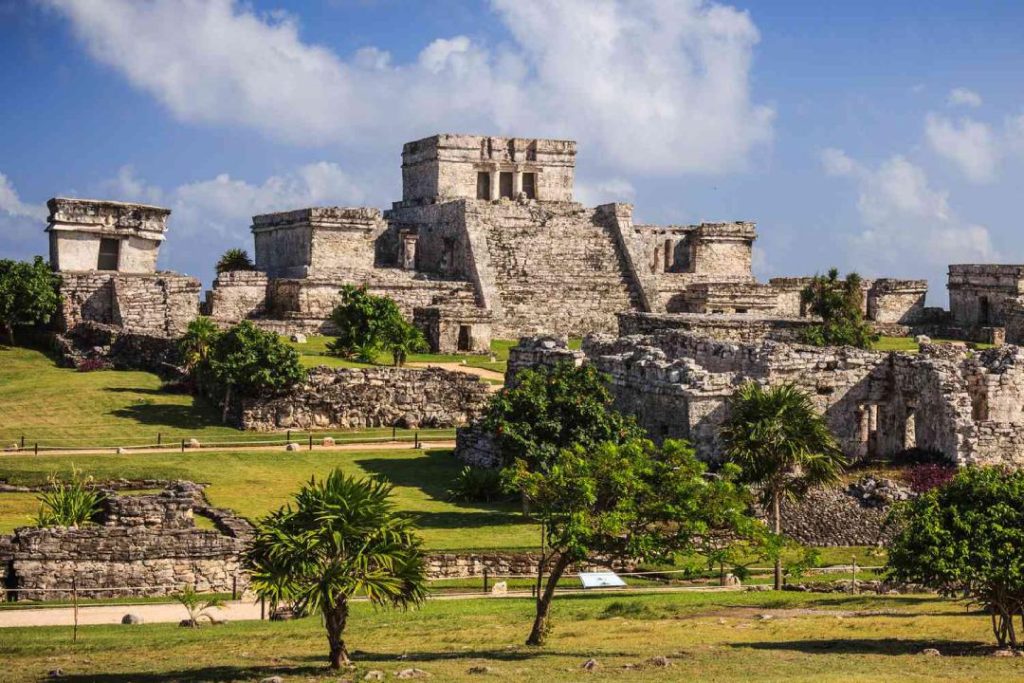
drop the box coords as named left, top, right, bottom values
left=102, top=163, right=365, bottom=277
left=0, top=173, right=47, bottom=261
left=45, top=0, right=772, bottom=175
left=575, top=177, right=636, bottom=206
left=925, top=113, right=998, bottom=183
left=947, top=87, right=982, bottom=108
left=820, top=149, right=997, bottom=271
left=0, top=173, right=46, bottom=220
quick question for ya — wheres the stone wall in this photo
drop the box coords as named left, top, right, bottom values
left=239, top=366, right=492, bottom=431
left=948, top=264, right=1024, bottom=327
left=204, top=270, right=268, bottom=322
left=0, top=482, right=251, bottom=600
left=57, top=272, right=200, bottom=336
left=499, top=331, right=1024, bottom=468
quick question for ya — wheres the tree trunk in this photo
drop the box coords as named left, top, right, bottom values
left=2, top=322, right=13, bottom=347
left=221, top=384, right=232, bottom=424
left=772, top=492, right=782, bottom=591
left=325, top=598, right=350, bottom=669
left=526, top=553, right=571, bottom=646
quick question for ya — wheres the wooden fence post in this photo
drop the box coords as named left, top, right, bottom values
left=483, top=568, right=489, bottom=594
left=72, top=575, right=79, bottom=643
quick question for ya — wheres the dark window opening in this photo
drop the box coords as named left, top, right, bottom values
left=499, top=172, right=514, bottom=199
left=735, top=308, right=748, bottom=314
left=457, top=325, right=472, bottom=351
left=979, top=296, right=991, bottom=326
left=476, top=172, right=490, bottom=200
left=97, top=238, right=120, bottom=271
left=522, top=173, right=536, bottom=199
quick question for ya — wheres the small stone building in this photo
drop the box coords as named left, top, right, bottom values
left=0, top=482, right=250, bottom=600
left=46, top=198, right=201, bottom=337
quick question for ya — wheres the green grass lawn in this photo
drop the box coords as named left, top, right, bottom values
left=0, top=344, right=461, bottom=448
left=872, top=336, right=994, bottom=352
left=286, top=335, right=514, bottom=374
left=0, top=448, right=539, bottom=550
left=2, top=591, right=1020, bottom=682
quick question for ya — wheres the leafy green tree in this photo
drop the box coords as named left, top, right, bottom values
left=327, top=285, right=397, bottom=362
left=246, top=470, right=427, bottom=669
left=800, top=268, right=877, bottom=349
left=887, top=467, right=1024, bottom=648
left=215, top=248, right=254, bottom=274
left=507, top=438, right=756, bottom=646
left=483, top=362, right=644, bottom=470
left=178, top=316, right=220, bottom=393
left=207, top=321, right=304, bottom=422
left=720, top=382, right=846, bottom=590
left=0, top=256, right=60, bottom=345
left=36, top=467, right=104, bottom=528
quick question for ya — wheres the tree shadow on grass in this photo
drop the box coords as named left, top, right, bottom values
left=357, top=451, right=518, bottom=512
left=56, top=646, right=612, bottom=682
left=404, top=510, right=531, bottom=532
left=109, top=403, right=226, bottom=431
left=104, top=387, right=179, bottom=396
left=730, top=638, right=990, bottom=657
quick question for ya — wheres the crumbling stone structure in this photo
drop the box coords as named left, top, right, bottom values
left=239, top=365, right=492, bottom=431
left=460, top=332, right=1024, bottom=470
left=0, top=482, right=250, bottom=600
left=206, top=133, right=930, bottom=351
left=46, top=198, right=200, bottom=342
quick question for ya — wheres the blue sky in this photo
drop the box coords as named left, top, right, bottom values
left=2, top=0, right=1023, bottom=303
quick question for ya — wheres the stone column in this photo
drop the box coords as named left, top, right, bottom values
left=513, top=166, right=523, bottom=197
left=489, top=166, right=499, bottom=200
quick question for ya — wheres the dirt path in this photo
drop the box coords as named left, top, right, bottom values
left=406, top=362, right=505, bottom=387
left=0, top=586, right=744, bottom=629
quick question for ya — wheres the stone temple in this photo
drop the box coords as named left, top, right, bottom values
left=199, top=133, right=946, bottom=350
left=44, top=133, right=1024, bottom=353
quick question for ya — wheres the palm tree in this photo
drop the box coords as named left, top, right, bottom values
left=173, top=585, right=225, bottom=627
left=383, top=320, right=427, bottom=367
left=720, top=382, right=846, bottom=590
left=178, top=316, right=220, bottom=394
left=245, top=470, right=427, bottom=669
left=215, top=248, right=254, bottom=274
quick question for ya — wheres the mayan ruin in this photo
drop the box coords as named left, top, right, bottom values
left=5, top=2, right=1024, bottom=679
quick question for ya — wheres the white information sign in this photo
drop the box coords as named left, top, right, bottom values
left=578, top=571, right=627, bottom=588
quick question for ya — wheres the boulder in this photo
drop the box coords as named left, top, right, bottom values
left=920, top=648, right=941, bottom=656
left=364, top=672, right=385, bottom=681
left=467, top=665, right=493, bottom=674
left=581, top=659, right=599, bottom=671
left=187, top=438, right=201, bottom=449
left=285, top=442, right=301, bottom=452
left=490, top=581, right=508, bottom=595
left=121, top=613, right=143, bottom=625
left=396, top=669, right=430, bottom=679
left=322, top=436, right=336, bottom=447
left=290, top=333, right=307, bottom=344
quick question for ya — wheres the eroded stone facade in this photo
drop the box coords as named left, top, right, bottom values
left=464, top=332, right=1024, bottom=470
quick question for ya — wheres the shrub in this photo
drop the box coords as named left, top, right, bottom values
left=173, top=585, right=225, bottom=628
left=327, top=285, right=426, bottom=365
left=208, top=321, right=304, bottom=421
left=75, top=358, right=109, bottom=373
left=905, top=463, right=956, bottom=493
left=215, top=248, right=254, bottom=274
left=0, top=256, right=60, bottom=346
left=447, top=466, right=507, bottom=502
left=799, top=268, right=877, bottom=349
left=887, top=467, right=1024, bottom=648
left=36, top=468, right=104, bottom=527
